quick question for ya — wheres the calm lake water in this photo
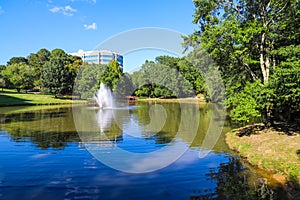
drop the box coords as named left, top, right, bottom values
left=0, top=103, right=286, bottom=199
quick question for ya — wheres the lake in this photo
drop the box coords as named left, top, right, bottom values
left=0, top=102, right=286, bottom=199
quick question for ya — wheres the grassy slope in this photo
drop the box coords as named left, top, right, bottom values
left=226, top=124, right=300, bottom=185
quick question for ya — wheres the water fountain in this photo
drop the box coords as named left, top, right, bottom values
left=94, top=83, right=114, bottom=109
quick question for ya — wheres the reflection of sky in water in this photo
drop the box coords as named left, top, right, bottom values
left=96, top=105, right=167, bottom=138
left=95, top=105, right=167, bottom=148
left=0, top=131, right=228, bottom=199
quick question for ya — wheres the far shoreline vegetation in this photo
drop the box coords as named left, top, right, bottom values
left=0, top=0, right=299, bottom=194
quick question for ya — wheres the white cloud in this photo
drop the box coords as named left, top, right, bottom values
left=84, top=22, right=97, bottom=30
left=49, top=5, right=77, bottom=16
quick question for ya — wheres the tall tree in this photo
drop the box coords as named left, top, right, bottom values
left=41, top=49, right=79, bottom=96
left=27, top=48, right=51, bottom=88
left=186, top=0, right=300, bottom=123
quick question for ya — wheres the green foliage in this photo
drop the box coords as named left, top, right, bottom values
left=41, top=49, right=82, bottom=96
left=131, top=56, right=204, bottom=98
left=187, top=0, right=300, bottom=123
left=1, top=63, right=35, bottom=92
left=27, top=48, right=51, bottom=88
left=226, top=83, right=261, bottom=122
left=114, top=73, right=135, bottom=98
left=269, top=45, right=300, bottom=120
left=41, top=58, right=71, bottom=95
left=7, top=56, right=28, bottom=65
left=74, top=63, right=106, bottom=99
left=100, top=60, right=123, bottom=90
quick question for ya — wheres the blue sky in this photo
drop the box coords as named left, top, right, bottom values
left=0, top=0, right=197, bottom=72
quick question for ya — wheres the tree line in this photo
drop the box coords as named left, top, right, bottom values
left=0, top=48, right=124, bottom=98
left=0, top=48, right=82, bottom=94
left=0, top=48, right=205, bottom=100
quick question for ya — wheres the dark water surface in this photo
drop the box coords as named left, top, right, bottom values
left=0, top=103, right=286, bottom=199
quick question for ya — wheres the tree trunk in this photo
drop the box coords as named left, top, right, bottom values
left=260, top=32, right=269, bottom=84
left=263, top=107, right=272, bottom=128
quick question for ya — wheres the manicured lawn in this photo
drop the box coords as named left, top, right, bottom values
left=0, top=90, right=86, bottom=106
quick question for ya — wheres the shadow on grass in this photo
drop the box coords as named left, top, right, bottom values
left=236, top=122, right=300, bottom=137
left=0, top=89, right=19, bottom=94
left=0, top=94, right=32, bottom=106
left=236, top=124, right=265, bottom=137
left=272, top=122, right=300, bottom=136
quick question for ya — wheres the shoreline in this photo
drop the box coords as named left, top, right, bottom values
left=137, top=97, right=207, bottom=103
left=225, top=123, right=300, bottom=197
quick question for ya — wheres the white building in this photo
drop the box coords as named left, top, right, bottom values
left=70, top=49, right=123, bottom=69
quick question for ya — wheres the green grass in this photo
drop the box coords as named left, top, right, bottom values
left=0, top=90, right=86, bottom=106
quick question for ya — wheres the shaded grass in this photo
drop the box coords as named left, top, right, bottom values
left=226, top=124, right=300, bottom=186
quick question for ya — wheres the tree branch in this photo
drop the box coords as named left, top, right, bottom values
left=267, top=1, right=289, bottom=26
left=222, top=0, right=246, bottom=21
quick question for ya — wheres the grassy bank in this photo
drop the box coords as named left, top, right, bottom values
left=0, top=90, right=86, bottom=106
left=225, top=123, right=300, bottom=186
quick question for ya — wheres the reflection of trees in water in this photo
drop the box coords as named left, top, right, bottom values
left=74, top=106, right=123, bottom=143
left=191, top=157, right=286, bottom=200
left=10, top=131, right=80, bottom=149
left=0, top=107, right=80, bottom=149
left=134, top=102, right=231, bottom=152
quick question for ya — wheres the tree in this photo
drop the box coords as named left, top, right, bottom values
left=74, top=63, right=106, bottom=99
left=156, top=55, right=205, bottom=95
left=7, top=57, right=28, bottom=65
left=186, top=0, right=300, bottom=124
left=114, top=73, right=135, bottom=98
left=130, top=58, right=196, bottom=98
left=0, top=78, right=5, bottom=91
left=41, top=58, right=71, bottom=96
left=1, top=63, right=34, bottom=92
left=41, top=48, right=82, bottom=96
left=269, top=45, right=300, bottom=121
left=0, top=65, right=6, bottom=90
left=27, top=48, right=51, bottom=88
left=100, top=60, right=123, bottom=90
